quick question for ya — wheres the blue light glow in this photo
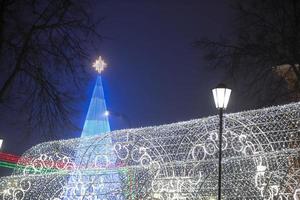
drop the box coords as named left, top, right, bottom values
left=81, top=76, right=110, bottom=137
left=67, top=75, right=124, bottom=199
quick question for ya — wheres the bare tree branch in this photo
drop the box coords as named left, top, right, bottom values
left=195, top=0, right=300, bottom=107
left=0, top=0, right=102, bottom=138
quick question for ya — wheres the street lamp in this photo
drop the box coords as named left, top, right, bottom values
left=0, top=139, right=3, bottom=150
left=212, top=83, right=231, bottom=200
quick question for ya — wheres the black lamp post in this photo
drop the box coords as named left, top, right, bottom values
left=212, top=83, right=231, bottom=200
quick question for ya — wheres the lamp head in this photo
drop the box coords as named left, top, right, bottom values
left=0, top=139, right=3, bottom=150
left=212, top=83, right=231, bottom=109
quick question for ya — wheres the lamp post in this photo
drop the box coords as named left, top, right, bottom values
left=212, top=83, right=231, bottom=200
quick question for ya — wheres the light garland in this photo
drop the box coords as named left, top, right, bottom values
left=0, top=102, right=299, bottom=199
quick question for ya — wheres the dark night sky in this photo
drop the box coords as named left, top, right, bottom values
left=0, top=0, right=232, bottom=161
left=93, top=0, right=232, bottom=129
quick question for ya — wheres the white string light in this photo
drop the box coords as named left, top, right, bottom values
left=0, top=102, right=299, bottom=199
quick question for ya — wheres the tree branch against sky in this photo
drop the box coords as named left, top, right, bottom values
left=0, top=0, right=102, bottom=138
left=196, top=0, right=300, bottom=108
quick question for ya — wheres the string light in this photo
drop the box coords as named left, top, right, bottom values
left=0, top=102, right=299, bottom=199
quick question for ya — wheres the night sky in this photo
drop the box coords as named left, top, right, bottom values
left=1, top=0, right=232, bottom=160
left=96, top=0, right=231, bottom=129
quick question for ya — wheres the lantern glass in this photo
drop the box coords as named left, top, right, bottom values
left=212, top=84, right=231, bottom=109
left=0, top=139, right=3, bottom=150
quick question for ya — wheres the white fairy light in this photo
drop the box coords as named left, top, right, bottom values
left=92, top=56, right=107, bottom=74
left=103, top=110, right=110, bottom=117
left=0, top=102, right=299, bottom=199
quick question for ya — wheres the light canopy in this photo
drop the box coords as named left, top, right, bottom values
left=0, top=102, right=299, bottom=199
left=212, top=83, right=231, bottom=109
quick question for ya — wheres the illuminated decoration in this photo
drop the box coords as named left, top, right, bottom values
left=104, top=110, right=110, bottom=117
left=0, top=102, right=299, bottom=199
left=81, top=56, right=110, bottom=137
left=81, top=76, right=110, bottom=137
left=0, top=153, right=20, bottom=164
left=92, top=56, right=107, bottom=74
left=69, top=55, right=117, bottom=198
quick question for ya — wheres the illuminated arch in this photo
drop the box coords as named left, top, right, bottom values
left=0, top=102, right=299, bottom=199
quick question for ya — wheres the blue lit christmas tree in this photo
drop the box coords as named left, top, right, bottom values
left=81, top=56, right=110, bottom=137
left=66, top=56, right=124, bottom=199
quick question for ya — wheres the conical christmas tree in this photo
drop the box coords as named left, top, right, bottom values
left=81, top=75, right=110, bottom=137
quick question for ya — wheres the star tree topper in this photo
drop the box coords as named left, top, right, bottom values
left=92, top=56, right=107, bottom=74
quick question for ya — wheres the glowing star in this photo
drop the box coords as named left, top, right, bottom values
left=92, top=56, right=107, bottom=74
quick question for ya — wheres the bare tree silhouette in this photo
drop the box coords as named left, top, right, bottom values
left=196, top=0, right=300, bottom=107
left=0, top=0, right=102, bottom=138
